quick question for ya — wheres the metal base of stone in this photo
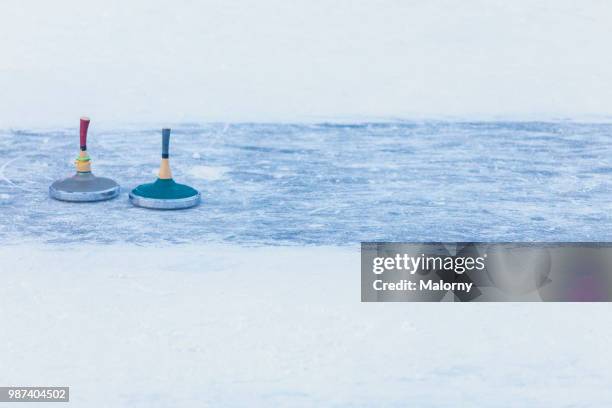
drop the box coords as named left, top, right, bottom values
left=49, top=173, right=120, bottom=202
left=128, top=191, right=200, bottom=210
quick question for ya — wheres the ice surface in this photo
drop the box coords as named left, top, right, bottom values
left=186, top=165, right=229, bottom=181
left=1, top=122, right=612, bottom=245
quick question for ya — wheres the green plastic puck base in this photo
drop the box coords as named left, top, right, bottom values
left=129, top=178, right=200, bottom=210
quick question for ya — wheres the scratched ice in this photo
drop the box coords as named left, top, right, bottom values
left=0, top=121, right=611, bottom=244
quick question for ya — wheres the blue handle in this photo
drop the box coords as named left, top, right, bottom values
left=162, top=128, right=171, bottom=158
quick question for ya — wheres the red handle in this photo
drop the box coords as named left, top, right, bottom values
left=80, top=117, right=90, bottom=150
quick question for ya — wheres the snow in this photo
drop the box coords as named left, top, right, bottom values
left=1, top=244, right=611, bottom=407
left=2, top=1, right=612, bottom=127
